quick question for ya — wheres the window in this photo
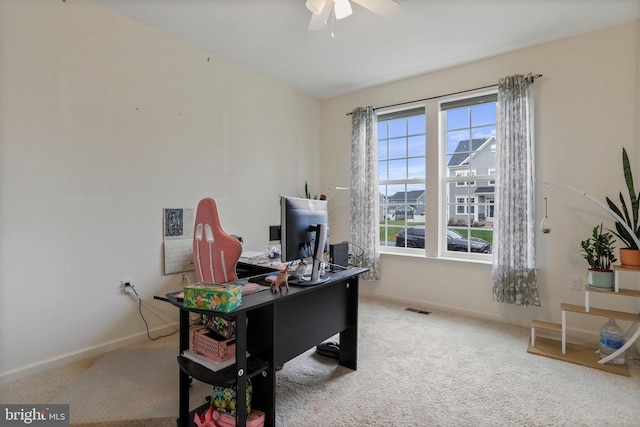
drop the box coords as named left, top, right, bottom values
left=455, top=170, right=476, bottom=187
left=442, top=93, right=497, bottom=256
left=377, top=107, right=426, bottom=249
left=376, top=92, right=496, bottom=260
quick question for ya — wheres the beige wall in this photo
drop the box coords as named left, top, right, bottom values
left=0, top=0, right=321, bottom=382
left=321, top=21, right=640, bottom=336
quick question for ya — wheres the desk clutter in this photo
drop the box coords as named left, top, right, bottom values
left=193, top=315, right=243, bottom=363
left=239, top=251, right=290, bottom=271
left=186, top=314, right=265, bottom=427
left=186, top=315, right=239, bottom=366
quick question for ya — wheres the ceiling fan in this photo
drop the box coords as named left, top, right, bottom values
left=306, top=0, right=400, bottom=31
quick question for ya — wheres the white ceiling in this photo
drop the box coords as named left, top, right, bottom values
left=91, top=0, right=640, bottom=99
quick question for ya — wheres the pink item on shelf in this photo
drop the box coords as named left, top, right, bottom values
left=212, top=408, right=265, bottom=427
left=192, top=328, right=236, bottom=362
left=193, top=406, right=216, bottom=427
left=193, top=198, right=243, bottom=284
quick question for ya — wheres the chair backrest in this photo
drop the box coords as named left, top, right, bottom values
left=193, top=198, right=242, bottom=283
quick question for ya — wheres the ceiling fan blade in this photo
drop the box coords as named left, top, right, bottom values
left=308, top=1, right=333, bottom=31
left=351, top=0, right=400, bottom=18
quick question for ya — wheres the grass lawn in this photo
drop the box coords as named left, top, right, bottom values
left=452, top=227, right=494, bottom=245
left=380, top=220, right=424, bottom=244
left=380, top=221, right=493, bottom=246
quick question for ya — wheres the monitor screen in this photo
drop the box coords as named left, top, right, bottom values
left=280, top=196, right=330, bottom=285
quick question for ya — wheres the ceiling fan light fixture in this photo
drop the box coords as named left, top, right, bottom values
left=333, top=0, right=353, bottom=20
left=306, top=0, right=327, bottom=15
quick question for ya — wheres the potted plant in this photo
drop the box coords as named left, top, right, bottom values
left=580, top=223, right=617, bottom=291
left=606, top=147, right=640, bottom=266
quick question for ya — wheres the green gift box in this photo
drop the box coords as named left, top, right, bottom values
left=183, top=283, right=242, bottom=312
left=211, top=382, right=252, bottom=416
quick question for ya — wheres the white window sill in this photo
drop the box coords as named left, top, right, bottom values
left=380, top=248, right=492, bottom=266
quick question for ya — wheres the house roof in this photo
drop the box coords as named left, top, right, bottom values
left=388, top=190, right=426, bottom=203
left=474, top=186, right=495, bottom=194
left=448, top=138, right=490, bottom=167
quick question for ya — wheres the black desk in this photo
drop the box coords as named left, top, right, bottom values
left=235, top=259, right=282, bottom=278
left=164, top=267, right=366, bottom=427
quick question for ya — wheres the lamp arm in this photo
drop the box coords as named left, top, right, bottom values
left=538, top=180, right=640, bottom=249
left=324, top=186, right=350, bottom=201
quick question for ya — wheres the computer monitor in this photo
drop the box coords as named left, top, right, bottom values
left=280, top=195, right=330, bottom=286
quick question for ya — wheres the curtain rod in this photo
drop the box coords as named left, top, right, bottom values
left=345, top=73, right=542, bottom=116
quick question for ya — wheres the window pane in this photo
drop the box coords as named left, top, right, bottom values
left=388, top=118, right=407, bottom=138
left=380, top=183, right=426, bottom=249
left=377, top=121, right=388, bottom=138
left=468, top=144, right=496, bottom=173
left=447, top=130, right=471, bottom=154
left=378, top=140, right=388, bottom=160
left=408, top=135, right=425, bottom=157
left=472, top=125, right=496, bottom=139
left=407, top=115, right=426, bottom=135
left=407, top=182, right=426, bottom=217
left=388, top=159, right=407, bottom=180
left=446, top=108, right=469, bottom=130
left=378, top=160, right=388, bottom=181
left=471, top=103, right=496, bottom=127
left=408, top=157, right=425, bottom=179
left=388, top=137, right=407, bottom=159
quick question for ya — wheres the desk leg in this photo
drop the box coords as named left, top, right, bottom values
left=339, top=277, right=358, bottom=370
left=178, top=309, right=190, bottom=426
left=235, top=312, right=247, bottom=427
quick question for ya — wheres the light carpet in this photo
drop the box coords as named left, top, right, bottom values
left=50, top=345, right=211, bottom=424
left=273, top=299, right=640, bottom=426
left=45, top=298, right=640, bottom=426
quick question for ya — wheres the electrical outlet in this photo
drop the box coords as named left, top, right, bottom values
left=121, top=279, right=132, bottom=294
left=180, top=273, right=188, bottom=284
left=569, top=276, right=581, bottom=291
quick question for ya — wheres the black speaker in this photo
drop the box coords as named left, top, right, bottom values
left=269, top=225, right=281, bottom=242
left=329, top=242, right=349, bottom=271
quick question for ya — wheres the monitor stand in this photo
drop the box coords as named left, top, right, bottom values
left=289, top=223, right=330, bottom=287
left=288, top=274, right=331, bottom=287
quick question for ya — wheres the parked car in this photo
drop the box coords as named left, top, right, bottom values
left=447, top=229, right=491, bottom=253
left=394, top=227, right=491, bottom=253
left=395, top=227, right=425, bottom=248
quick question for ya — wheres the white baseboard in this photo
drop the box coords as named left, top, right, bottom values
left=358, top=292, right=601, bottom=346
left=0, top=322, right=178, bottom=386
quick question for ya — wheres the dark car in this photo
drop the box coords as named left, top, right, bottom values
left=394, top=227, right=491, bottom=253
left=395, top=227, right=425, bottom=248
left=447, top=229, right=491, bottom=253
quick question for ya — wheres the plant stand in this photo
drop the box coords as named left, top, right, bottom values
left=528, top=265, right=640, bottom=376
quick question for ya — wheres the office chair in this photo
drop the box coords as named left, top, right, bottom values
left=193, top=198, right=242, bottom=283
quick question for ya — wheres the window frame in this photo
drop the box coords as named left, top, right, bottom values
left=439, top=90, right=497, bottom=261
left=376, top=90, right=497, bottom=262
left=376, top=103, right=427, bottom=254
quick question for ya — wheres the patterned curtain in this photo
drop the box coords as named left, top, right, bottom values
left=350, top=106, right=380, bottom=280
left=492, top=75, right=540, bottom=306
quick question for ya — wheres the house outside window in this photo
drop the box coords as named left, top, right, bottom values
left=377, top=106, right=426, bottom=249
left=442, top=92, right=497, bottom=257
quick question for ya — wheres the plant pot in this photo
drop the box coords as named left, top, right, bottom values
left=619, top=248, right=640, bottom=267
left=587, top=269, right=614, bottom=291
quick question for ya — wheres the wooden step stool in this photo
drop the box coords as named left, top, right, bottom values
left=527, top=319, right=629, bottom=376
